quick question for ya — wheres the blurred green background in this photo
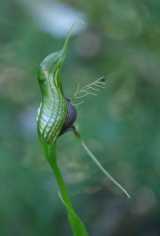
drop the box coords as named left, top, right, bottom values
left=0, top=0, right=160, bottom=235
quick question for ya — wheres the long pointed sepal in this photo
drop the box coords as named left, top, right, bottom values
left=73, top=127, right=131, bottom=198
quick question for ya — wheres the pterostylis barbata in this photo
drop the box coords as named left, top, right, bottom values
left=36, top=31, right=130, bottom=236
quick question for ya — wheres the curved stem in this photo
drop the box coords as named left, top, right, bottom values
left=42, top=142, right=89, bottom=236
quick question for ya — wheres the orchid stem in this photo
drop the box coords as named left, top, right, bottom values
left=42, top=142, right=89, bottom=236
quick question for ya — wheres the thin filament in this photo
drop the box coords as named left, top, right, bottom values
left=81, top=140, right=131, bottom=198
left=73, top=128, right=131, bottom=198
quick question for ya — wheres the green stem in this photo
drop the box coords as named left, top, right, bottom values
left=42, top=142, right=89, bottom=236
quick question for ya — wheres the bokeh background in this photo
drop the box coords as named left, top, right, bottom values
left=0, top=0, right=160, bottom=235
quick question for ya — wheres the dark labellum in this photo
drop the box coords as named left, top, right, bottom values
left=60, top=98, right=77, bottom=135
